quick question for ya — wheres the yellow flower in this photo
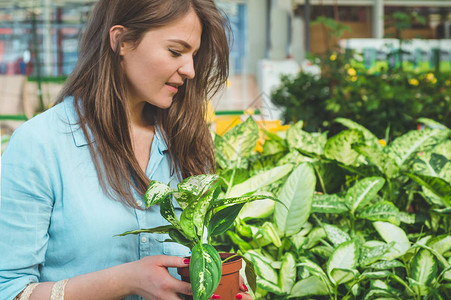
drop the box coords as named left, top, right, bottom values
left=351, top=76, right=358, bottom=82
left=378, top=139, right=387, bottom=147
left=426, top=73, right=435, bottom=81
left=347, top=68, right=357, bottom=76
left=445, top=80, right=451, bottom=86
left=330, top=53, right=337, bottom=61
left=431, top=78, right=437, bottom=85
left=409, top=78, right=419, bottom=86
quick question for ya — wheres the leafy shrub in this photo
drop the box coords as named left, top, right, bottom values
left=271, top=52, right=451, bottom=139
left=213, top=117, right=451, bottom=299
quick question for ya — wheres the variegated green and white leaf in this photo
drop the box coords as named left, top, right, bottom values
left=244, top=251, right=278, bottom=285
left=359, top=271, right=392, bottom=280
left=289, top=276, right=331, bottom=298
left=115, top=225, right=174, bottom=236
left=324, top=129, right=364, bottom=166
left=406, top=172, right=451, bottom=207
left=345, top=177, right=385, bottom=215
left=334, top=118, right=381, bottom=149
left=411, top=249, right=437, bottom=289
left=330, top=268, right=359, bottom=285
left=360, top=242, right=395, bottom=266
left=304, top=227, right=326, bottom=249
left=159, top=196, right=183, bottom=231
left=417, top=118, right=449, bottom=130
left=357, top=201, right=400, bottom=225
left=323, top=223, right=351, bottom=247
left=177, top=174, right=218, bottom=196
left=190, top=243, right=222, bottom=300
left=238, top=195, right=276, bottom=220
left=256, top=278, right=284, bottom=295
left=274, top=163, right=316, bottom=236
left=428, top=235, right=451, bottom=255
left=279, top=252, right=296, bottom=293
left=287, top=123, right=327, bottom=155
left=353, top=143, right=400, bottom=178
left=327, top=240, right=359, bottom=285
left=298, top=257, right=333, bottom=291
left=368, top=260, right=404, bottom=270
left=312, top=194, right=349, bottom=214
left=144, top=180, right=174, bottom=207
left=262, top=222, right=282, bottom=248
left=373, top=221, right=410, bottom=259
left=215, top=116, right=259, bottom=164
left=385, top=128, right=451, bottom=167
left=228, top=164, right=293, bottom=197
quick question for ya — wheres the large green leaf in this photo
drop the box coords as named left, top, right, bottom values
left=327, top=240, right=359, bottom=285
left=238, top=196, right=275, bottom=220
left=345, top=177, right=385, bottom=215
left=324, top=129, right=364, bottom=166
left=385, top=128, right=451, bottom=167
left=312, top=194, right=349, bottom=214
left=428, top=235, right=451, bottom=256
left=177, top=174, right=218, bottom=196
left=190, top=243, right=222, bottom=300
left=359, top=242, right=396, bottom=266
left=227, top=164, right=293, bottom=197
left=244, top=250, right=279, bottom=285
left=287, top=122, right=327, bottom=155
left=298, top=257, right=333, bottom=291
left=214, top=117, right=259, bottom=165
left=115, top=225, right=174, bottom=236
left=279, top=252, right=296, bottom=293
left=274, top=163, right=316, bottom=236
left=410, top=249, right=438, bottom=296
left=207, top=203, right=244, bottom=237
left=180, top=198, right=200, bottom=239
left=357, top=201, right=400, bottom=225
left=159, top=196, right=183, bottom=231
left=289, top=276, right=331, bottom=298
left=406, top=172, right=451, bottom=207
left=373, top=221, right=410, bottom=259
left=323, top=223, right=351, bottom=247
left=144, top=180, right=174, bottom=207
left=353, top=143, right=400, bottom=178
left=334, top=118, right=381, bottom=149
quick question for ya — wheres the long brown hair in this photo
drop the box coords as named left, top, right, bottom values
left=57, top=0, right=229, bottom=208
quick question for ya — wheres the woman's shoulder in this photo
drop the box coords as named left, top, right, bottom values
left=8, top=98, right=75, bottom=146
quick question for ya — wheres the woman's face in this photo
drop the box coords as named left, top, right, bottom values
left=120, top=10, right=202, bottom=109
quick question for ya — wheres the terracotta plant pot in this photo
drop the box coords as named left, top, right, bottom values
left=178, top=252, right=242, bottom=300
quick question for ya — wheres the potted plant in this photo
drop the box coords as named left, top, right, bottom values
left=118, top=173, right=278, bottom=300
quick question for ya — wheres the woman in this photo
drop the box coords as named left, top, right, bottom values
left=0, top=0, right=250, bottom=299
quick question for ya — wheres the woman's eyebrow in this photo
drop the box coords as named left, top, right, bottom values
left=167, top=39, right=199, bottom=51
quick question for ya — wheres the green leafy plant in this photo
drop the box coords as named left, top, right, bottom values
left=117, top=119, right=283, bottom=300
left=213, top=116, right=451, bottom=299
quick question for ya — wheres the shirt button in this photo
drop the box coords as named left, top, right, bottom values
left=141, top=236, right=147, bottom=243
left=137, top=200, right=143, bottom=207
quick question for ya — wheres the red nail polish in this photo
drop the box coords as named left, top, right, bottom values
left=236, top=294, right=243, bottom=299
left=212, top=294, right=221, bottom=299
left=242, top=284, right=248, bottom=292
left=183, top=258, right=190, bottom=264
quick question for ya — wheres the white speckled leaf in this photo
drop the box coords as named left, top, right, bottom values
left=144, top=180, right=174, bottom=207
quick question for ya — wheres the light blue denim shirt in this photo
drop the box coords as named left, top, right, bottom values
left=0, top=97, right=190, bottom=300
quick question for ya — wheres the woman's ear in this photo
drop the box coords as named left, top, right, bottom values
left=109, top=25, right=127, bottom=55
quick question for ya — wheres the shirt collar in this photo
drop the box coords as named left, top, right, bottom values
left=64, top=96, right=90, bottom=147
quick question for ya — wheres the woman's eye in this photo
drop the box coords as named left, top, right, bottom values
left=169, top=49, right=182, bottom=57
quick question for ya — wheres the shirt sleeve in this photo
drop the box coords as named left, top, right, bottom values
left=0, top=121, right=54, bottom=300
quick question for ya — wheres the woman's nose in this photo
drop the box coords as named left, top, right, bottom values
left=178, top=58, right=195, bottom=80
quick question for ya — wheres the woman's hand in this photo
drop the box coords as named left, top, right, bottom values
left=209, top=275, right=252, bottom=300
left=235, top=275, right=252, bottom=300
left=130, top=255, right=192, bottom=300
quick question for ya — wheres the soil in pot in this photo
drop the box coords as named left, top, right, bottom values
left=178, top=253, right=242, bottom=300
